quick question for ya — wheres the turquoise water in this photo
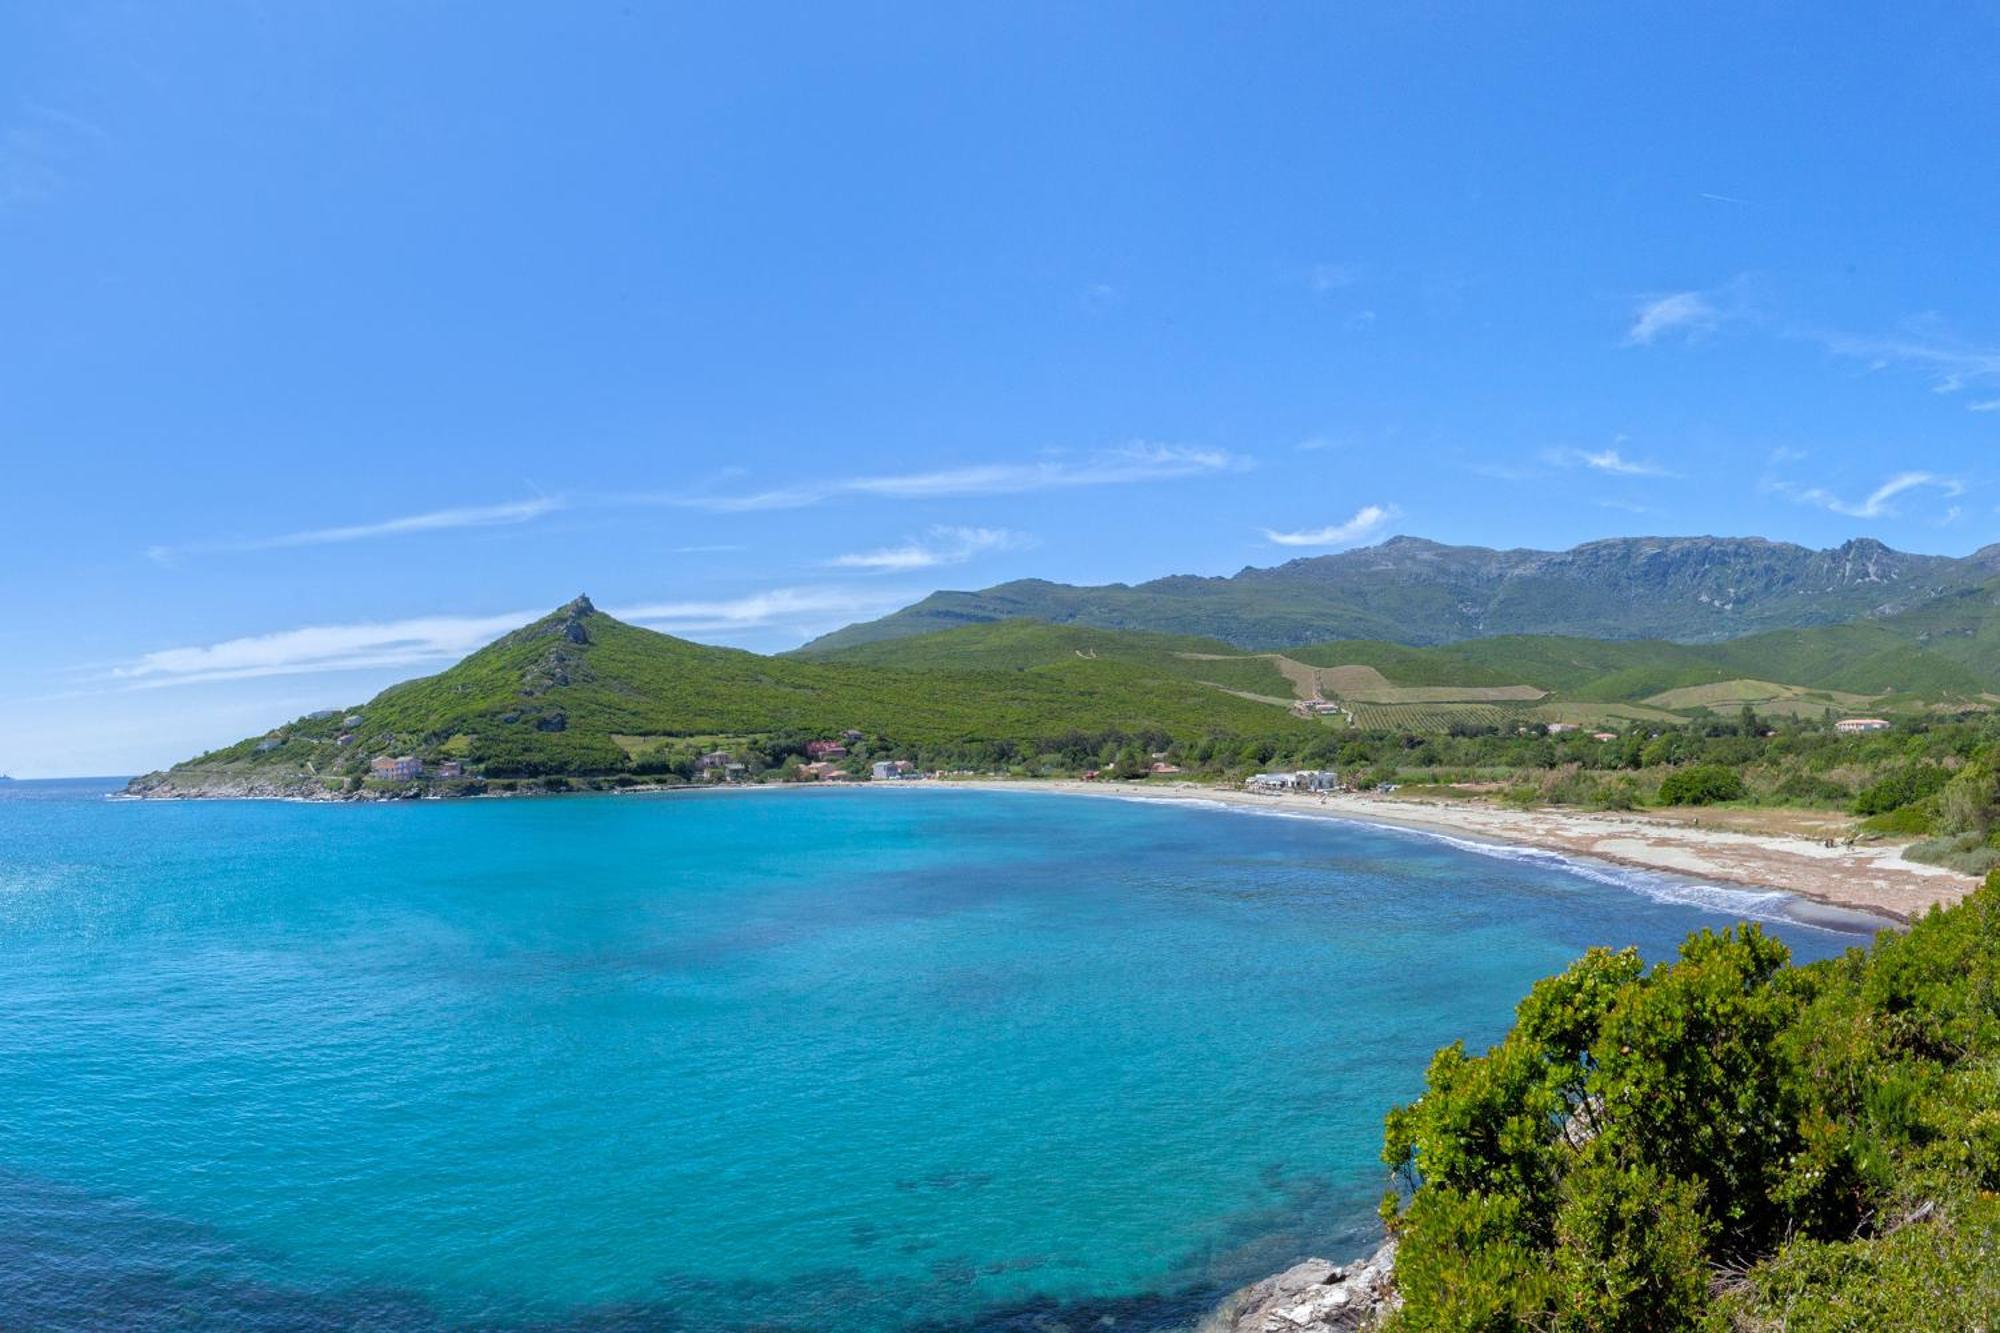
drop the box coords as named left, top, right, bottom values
left=0, top=780, right=1874, bottom=1330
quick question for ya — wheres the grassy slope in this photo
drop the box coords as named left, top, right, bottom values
left=158, top=601, right=1313, bottom=784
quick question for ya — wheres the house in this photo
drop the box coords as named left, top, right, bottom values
left=370, top=755, right=421, bottom=780
left=1296, top=769, right=1339, bottom=790
left=434, top=760, right=464, bottom=779
left=871, top=760, right=918, bottom=780
left=254, top=736, right=284, bottom=753
left=1248, top=772, right=1297, bottom=791
left=697, top=750, right=735, bottom=782
left=799, top=760, right=843, bottom=780
left=1836, top=718, right=1893, bottom=734
left=1150, top=761, right=1183, bottom=775
left=841, top=729, right=864, bottom=742
left=805, top=740, right=848, bottom=760
left=1546, top=722, right=1580, bottom=735
left=1591, top=731, right=1620, bottom=743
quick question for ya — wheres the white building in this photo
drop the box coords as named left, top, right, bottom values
left=1835, top=718, right=1892, bottom=734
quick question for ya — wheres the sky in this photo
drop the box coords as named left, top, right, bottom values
left=4, top=3, right=2000, bottom=776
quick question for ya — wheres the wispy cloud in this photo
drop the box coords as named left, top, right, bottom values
left=148, top=497, right=564, bottom=563
left=1306, top=262, right=1360, bottom=293
left=1544, top=446, right=1677, bottom=478
left=109, top=611, right=537, bottom=688
left=1811, top=321, right=2000, bottom=398
left=826, top=526, right=1030, bottom=572
left=1774, top=470, right=1964, bottom=519
left=1262, top=503, right=1399, bottom=548
left=612, top=586, right=918, bottom=634
left=1971, top=399, right=2000, bottom=413
left=672, top=444, right=1245, bottom=512
left=1626, top=290, right=1721, bottom=345
left=102, top=584, right=924, bottom=688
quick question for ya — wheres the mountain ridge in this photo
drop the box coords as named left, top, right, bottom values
left=797, top=534, right=2000, bottom=653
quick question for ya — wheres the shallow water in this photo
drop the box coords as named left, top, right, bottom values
left=0, top=780, right=1874, bottom=1330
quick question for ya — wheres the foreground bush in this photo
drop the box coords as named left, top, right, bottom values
left=1381, top=872, right=2000, bottom=1329
left=1656, top=764, right=1746, bottom=805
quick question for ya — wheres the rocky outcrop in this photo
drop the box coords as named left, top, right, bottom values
left=1199, top=1241, right=1398, bottom=1333
left=122, top=771, right=342, bottom=801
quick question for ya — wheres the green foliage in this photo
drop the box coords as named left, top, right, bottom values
left=1853, top=763, right=1951, bottom=816
left=1383, top=873, right=2000, bottom=1330
left=1656, top=764, right=1746, bottom=805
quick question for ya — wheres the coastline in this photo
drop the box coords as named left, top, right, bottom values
left=926, top=779, right=1967, bottom=926
left=122, top=771, right=1969, bottom=924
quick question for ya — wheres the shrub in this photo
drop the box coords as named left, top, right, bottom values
left=1852, top=763, right=1950, bottom=817
left=1657, top=764, right=1746, bottom=806
left=1384, top=873, right=2000, bottom=1330
left=1773, top=772, right=1852, bottom=805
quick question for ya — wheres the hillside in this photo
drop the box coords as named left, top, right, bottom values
left=810, top=608, right=2000, bottom=733
left=799, top=534, right=2000, bottom=652
left=126, top=598, right=1313, bottom=798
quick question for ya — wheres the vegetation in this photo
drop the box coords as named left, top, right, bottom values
left=1381, top=872, right=2000, bottom=1329
left=798, top=534, right=2000, bottom=653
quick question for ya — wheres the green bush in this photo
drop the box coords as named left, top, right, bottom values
left=1853, top=763, right=1950, bottom=816
left=1657, top=764, right=1746, bottom=805
left=1382, top=871, right=2000, bottom=1330
left=1772, top=772, right=1852, bottom=805
left=1861, top=805, right=1934, bottom=837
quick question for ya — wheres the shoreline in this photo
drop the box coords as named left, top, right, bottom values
left=118, top=772, right=1970, bottom=925
left=921, top=779, right=1966, bottom=926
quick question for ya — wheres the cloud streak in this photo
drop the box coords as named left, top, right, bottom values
left=1263, top=503, right=1399, bottom=548
left=1626, top=291, right=1720, bottom=345
left=104, top=585, right=926, bottom=688
left=1544, top=447, right=1677, bottom=478
left=109, top=611, right=538, bottom=688
left=827, top=526, right=1030, bottom=572
left=149, top=497, right=565, bottom=563
left=671, top=443, right=1245, bottom=512
left=1775, top=470, right=1964, bottom=519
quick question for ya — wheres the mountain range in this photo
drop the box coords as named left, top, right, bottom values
left=129, top=534, right=2000, bottom=797
left=799, top=535, right=2000, bottom=652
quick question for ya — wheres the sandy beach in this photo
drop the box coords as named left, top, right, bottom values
left=943, top=779, right=1976, bottom=925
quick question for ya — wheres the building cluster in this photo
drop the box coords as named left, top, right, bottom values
left=1245, top=769, right=1340, bottom=793
left=1834, top=717, right=1892, bottom=734
left=367, top=755, right=462, bottom=781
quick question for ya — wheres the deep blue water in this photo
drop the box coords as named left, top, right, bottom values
left=0, top=779, right=1876, bottom=1331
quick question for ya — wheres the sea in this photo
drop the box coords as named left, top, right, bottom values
left=0, top=778, right=1880, bottom=1330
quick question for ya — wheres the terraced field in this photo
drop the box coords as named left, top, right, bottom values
left=1343, top=701, right=1539, bottom=731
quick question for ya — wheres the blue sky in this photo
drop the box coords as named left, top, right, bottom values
left=5, top=4, right=1999, bottom=776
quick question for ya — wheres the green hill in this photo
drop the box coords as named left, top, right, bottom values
left=128, top=598, right=1314, bottom=797
left=801, top=535, right=2000, bottom=652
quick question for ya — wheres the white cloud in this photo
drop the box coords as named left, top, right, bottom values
left=827, top=526, right=1030, bottom=572
left=1307, top=262, right=1359, bottom=292
left=99, top=583, right=927, bottom=689
left=1545, top=447, right=1677, bottom=478
left=1262, top=504, right=1399, bottom=548
left=613, top=586, right=918, bottom=634
left=673, top=443, right=1244, bottom=512
left=1778, top=470, right=1964, bottom=519
left=1626, top=291, right=1720, bottom=345
left=149, top=497, right=564, bottom=562
left=1811, top=323, right=2000, bottom=395
left=109, top=611, right=537, bottom=688
left=1967, top=399, right=2000, bottom=413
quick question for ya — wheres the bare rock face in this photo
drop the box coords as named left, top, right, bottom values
left=1198, top=1240, right=1398, bottom=1333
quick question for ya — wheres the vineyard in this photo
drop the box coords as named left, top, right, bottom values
left=1340, top=700, right=1538, bottom=731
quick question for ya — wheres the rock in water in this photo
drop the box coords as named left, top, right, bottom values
left=1198, top=1240, right=1398, bottom=1333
